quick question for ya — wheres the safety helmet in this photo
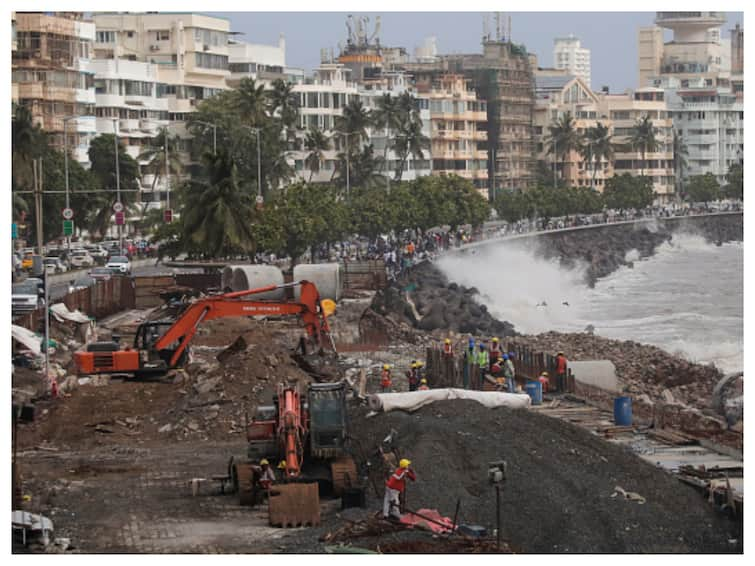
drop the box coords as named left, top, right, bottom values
left=277, top=460, right=287, bottom=469
left=416, top=361, right=424, bottom=367
left=410, top=361, right=417, bottom=368
left=399, top=458, right=411, bottom=468
left=541, top=371, right=549, bottom=377
left=479, top=343, right=485, bottom=349
left=260, top=459, right=269, bottom=466
left=420, top=378, right=427, bottom=384
left=557, top=351, right=564, bottom=356
left=383, top=364, right=390, bottom=370
left=492, top=337, right=499, bottom=343
left=503, top=354, right=509, bottom=360
left=445, top=338, right=451, bottom=344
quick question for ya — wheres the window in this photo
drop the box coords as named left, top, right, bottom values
left=194, top=52, right=228, bottom=70
left=126, top=30, right=134, bottom=38
left=155, top=30, right=170, bottom=41
left=96, top=31, right=115, bottom=43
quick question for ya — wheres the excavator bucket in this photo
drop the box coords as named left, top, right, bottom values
left=268, top=483, right=320, bottom=527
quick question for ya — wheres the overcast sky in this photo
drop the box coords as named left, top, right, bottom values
left=210, top=11, right=744, bottom=92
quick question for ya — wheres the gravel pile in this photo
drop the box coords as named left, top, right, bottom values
left=349, top=400, right=740, bottom=553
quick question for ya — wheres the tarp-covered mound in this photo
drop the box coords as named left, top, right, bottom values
left=367, top=388, right=531, bottom=412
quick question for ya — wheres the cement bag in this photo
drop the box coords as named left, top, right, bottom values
left=231, top=266, right=285, bottom=300
left=293, top=263, right=342, bottom=301
left=367, top=388, right=531, bottom=413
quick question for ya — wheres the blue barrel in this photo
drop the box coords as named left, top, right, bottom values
left=614, top=396, right=633, bottom=426
left=525, top=381, right=542, bottom=405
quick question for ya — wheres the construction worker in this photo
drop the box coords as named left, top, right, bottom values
left=258, top=459, right=276, bottom=490
left=538, top=371, right=550, bottom=394
left=443, top=338, right=453, bottom=357
left=383, top=458, right=416, bottom=521
left=555, top=351, right=568, bottom=393
left=415, top=360, right=424, bottom=381
left=380, top=364, right=392, bottom=392
left=407, top=362, right=419, bottom=391
left=418, top=378, right=429, bottom=391
left=491, top=357, right=505, bottom=391
left=489, top=337, right=501, bottom=368
left=502, top=354, right=516, bottom=393
left=477, top=343, right=489, bottom=389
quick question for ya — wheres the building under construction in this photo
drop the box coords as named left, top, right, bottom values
left=403, top=27, right=537, bottom=198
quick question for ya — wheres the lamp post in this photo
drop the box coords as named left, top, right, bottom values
left=62, top=115, right=78, bottom=253
left=193, top=120, right=218, bottom=155
left=334, top=130, right=353, bottom=198
left=111, top=118, right=122, bottom=253
left=243, top=126, right=263, bottom=203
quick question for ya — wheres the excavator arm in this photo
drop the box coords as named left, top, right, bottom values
left=153, top=280, right=332, bottom=369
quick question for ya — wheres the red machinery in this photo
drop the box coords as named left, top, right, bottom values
left=74, top=280, right=335, bottom=377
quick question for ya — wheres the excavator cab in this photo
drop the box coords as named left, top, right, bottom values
left=308, top=382, right=349, bottom=459
left=133, top=321, right=190, bottom=371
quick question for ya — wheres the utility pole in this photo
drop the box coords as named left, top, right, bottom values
left=63, top=117, right=71, bottom=254
left=553, top=139, right=558, bottom=189
left=164, top=128, right=170, bottom=210
left=256, top=127, right=262, bottom=201
left=112, top=118, right=122, bottom=252
left=345, top=132, right=350, bottom=198
left=33, top=159, right=44, bottom=258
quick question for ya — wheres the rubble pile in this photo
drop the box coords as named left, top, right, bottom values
left=349, top=400, right=740, bottom=553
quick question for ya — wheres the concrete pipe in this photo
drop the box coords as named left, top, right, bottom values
left=293, top=263, right=343, bottom=302
left=231, top=265, right=285, bottom=300
left=221, top=265, right=239, bottom=291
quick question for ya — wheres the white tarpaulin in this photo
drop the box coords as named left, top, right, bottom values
left=50, top=303, right=91, bottom=324
left=11, top=325, right=43, bottom=357
left=367, top=388, right=531, bottom=413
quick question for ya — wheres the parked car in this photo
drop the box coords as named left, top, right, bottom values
left=84, top=244, right=108, bottom=264
left=43, top=257, right=68, bottom=275
left=105, top=255, right=131, bottom=274
left=68, top=275, right=96, bottom=294
left=12, top=278, right=44, bottom=315
left=89, top=266, right=115, bottom=282
left=69, top=249, right=95, bottom=269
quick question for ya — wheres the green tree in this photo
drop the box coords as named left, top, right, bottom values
left=685, top=173, right=721, bottom=204
left=603, top=174, right=655, bottom=210
left=232, top=77, right=268, bottom=127
left=546, top=111, right=583, bottom=185
left=582, top=122, right=613, bottom=189
left=392, top=92, right=429, bottom=182
left=267, top=78, right=300, bottom=147
left=672, top=130, right=688, bottom=198
left=371, top=93, right=400, bottom=179
left=180, top=149, right=256, bottom=257
left=137, top=128, right=183, bottom=191
left=723, top=163, right=743, bottom=200
left=628, top=115, right=659, bottom=176
left=86, top=134, right=140, bottom=238
left=303, top=127, right=330, bottom=182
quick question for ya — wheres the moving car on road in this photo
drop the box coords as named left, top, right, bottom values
left=69, top=249, right=95, bottom=269
left=43, top=257, right=68, bottom=275
left=105, top=255, right=131, bottom=274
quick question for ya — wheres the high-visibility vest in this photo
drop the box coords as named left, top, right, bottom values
left=381, top=370, right=392, bottom=387
left=477, top=350, right=489, bottom=367
left=443, top=342, right=453, bottom=355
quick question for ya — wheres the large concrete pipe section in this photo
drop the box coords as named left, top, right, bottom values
left=230, top=265, right=285, bottom=300
left=221, top=265, right=239, bottom=291
left=293, top=263, right=342, bottom=301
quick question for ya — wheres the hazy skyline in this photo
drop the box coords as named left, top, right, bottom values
left=210, top=11, right=744, bottom=92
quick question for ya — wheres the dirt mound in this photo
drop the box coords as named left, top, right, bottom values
left=349, top=400, right=739, bottom=553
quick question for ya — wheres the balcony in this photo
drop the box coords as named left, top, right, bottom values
left=118, top=118, right=140, bottom=132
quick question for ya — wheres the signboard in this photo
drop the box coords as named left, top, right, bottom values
left=163, top=209, right=173, bottom=223
left=115, top=211, right=125, bottom=226
left=63, top=220, right=74, bottom=236
left=113, top=201, right=124, bottom=213
left=62, top=207, right=74, bottom=220
left=12, top=222, right=17, bottom=239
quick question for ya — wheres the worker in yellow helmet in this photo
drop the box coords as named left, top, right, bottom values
left=381, top=364, right=392, bottom=392
left=258, top=458, right=276, bottom=490
left=489, top=337, right=501, bottom=370
left=418, top=378, right=430, bottom=391
left=407, top=361, right=419, bottom=391
left=443, top=338, right=453, bottom=357
left=383, top=458, right=416, bottom=520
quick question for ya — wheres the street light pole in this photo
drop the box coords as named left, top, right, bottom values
left=194, top=120, right=218, bottom=155
left=164, top=128, right=170, bottom=210
left=256, top=127, right=262, bottom=201
left=112, top=118, right=122, bottom=252
left=345, top=132, right=350, bottom=198
left=63, top=117, right=71, bottom=253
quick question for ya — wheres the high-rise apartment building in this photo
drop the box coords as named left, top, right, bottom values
left=415, top=74, right=487, bottom=196
left=12, top=12, right=97, bottom=165
left=228, top=35, right=304, bottom=87
left=638, top=26, right=664, bottom=90
left=553, top=35, right=591, bottom=88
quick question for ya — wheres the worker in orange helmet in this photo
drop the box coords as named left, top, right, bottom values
left=383, top=458, right=416, bottom=520
left=380, top=364, right=392, bottom=392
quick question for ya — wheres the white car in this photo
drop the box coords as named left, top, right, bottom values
left=12, top=278, right=44, bottom=315
left=69, top=249, right=95, bottom=269
left=105, top=255, right=131, bottom=274
left=43, top=257, right=68, bottom=274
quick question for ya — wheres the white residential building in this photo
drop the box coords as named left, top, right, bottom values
left=553, top=35, right=591, bottom=88
left=228, top=36, right=304, bottom=87
left=91, top=59, right=170, bottom=211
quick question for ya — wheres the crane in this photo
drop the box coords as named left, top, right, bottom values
left=74, top=280, right=336, bottom=378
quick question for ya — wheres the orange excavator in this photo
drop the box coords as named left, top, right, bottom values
left=74, top=280, right=336, bottom=378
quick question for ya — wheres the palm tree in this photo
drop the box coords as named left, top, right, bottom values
left=672, top=130, right=689, bottom=198
left=303, top=127, right=330, bottom=182
left=181, top=149, right=255, bottom=257
left=334, top=98, right=370, bottom=146
left=12, top=104, right=45, bottom=195
left=582, top=122, right=613, bottom=189
left=137, top=128, right=183, bottom=191
left=393, top=118, right=430, bottom=182
left=629, top=115, right=659, bottom=177
left=371, top=93, right=400, bottom=179
left=232, top=77, right=268, bottom=127
left=546, top=111, right=583, bottom=186
left=268, top=78, right=299, bottom=148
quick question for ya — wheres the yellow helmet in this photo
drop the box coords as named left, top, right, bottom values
left=492, top=337, right=499, bottom=342
left=321, top=299, right=337, bottom=317
left=541, top=371, right=549, bottom=377
left=383, top=364, right=390, bottom=370
left=416, top=361, right=423, bottom=367
left=420, top=378, right=427, bottom=384
left=399, top=458, right=411, bottom=468
left=445, top=338, right=451, bottom=344
left=277, top=460, right=287, bottom=469
left=260, top=459, right=269, bottom=466
left=410, top=361, right=417, bottom=368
